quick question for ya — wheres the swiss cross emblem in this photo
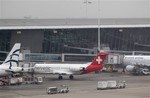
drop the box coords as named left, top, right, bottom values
left=96, top=56, right=102, bottom=64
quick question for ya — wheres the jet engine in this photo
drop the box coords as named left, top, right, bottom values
left=126, top=65, right=135, bottom=72
left=71, top=67, right=85, bottom=71
left=79, top=67, right=85, bottom=71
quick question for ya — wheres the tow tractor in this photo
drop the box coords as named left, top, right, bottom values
left=47, top=85, right=69, bottom=94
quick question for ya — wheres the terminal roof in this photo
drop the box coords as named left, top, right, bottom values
left=0, top=18, right=149, bottom=30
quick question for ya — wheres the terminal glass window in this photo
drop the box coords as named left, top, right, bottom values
left=0, top=30, right=11, bottom=61
left=42, top=27, right=150, bottom=54
left=43, top=29, right=97, bottom=54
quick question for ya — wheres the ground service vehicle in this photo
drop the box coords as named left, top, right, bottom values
left=47, top=87, right=58, bottom=94
left=47, top=85, right=69, bottom=94
left=97, top=80, right=126, bottom=90
left=34, top=77, right=43, bottom=84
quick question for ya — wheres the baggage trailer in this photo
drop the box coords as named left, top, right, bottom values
left=10, top=77, right=23, bottom=85
left=47, top=85, right=69, bottom=94
left=97, top=80, right=126, bottom=90
left=24, top=76, right=43, bottom=84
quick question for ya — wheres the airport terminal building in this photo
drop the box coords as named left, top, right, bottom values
left=0, top=19, right=149, bottom=54
left=0, top=0, right=150, bottom=61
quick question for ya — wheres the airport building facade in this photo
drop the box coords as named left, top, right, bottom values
left=0, top=26, right=150, bottom=54
left=0, top=19, right=150, bottom=62
left=0, top=0, right=149, bottom=61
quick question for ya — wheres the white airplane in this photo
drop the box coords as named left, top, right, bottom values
left=0, top=43, right=23, bottom=77
left=34, top=52, right=108, bottom=79
left=123, top=55, right=150, bottom=73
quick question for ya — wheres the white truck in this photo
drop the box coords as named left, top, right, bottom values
left=97, top=80, right=126, bottom=90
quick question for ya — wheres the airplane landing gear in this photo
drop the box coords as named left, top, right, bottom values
left=58, top=75, right=74, bottom=80
left=69, top=75, right=74, bottom=80
left=58, top=75, right=63, bottom=80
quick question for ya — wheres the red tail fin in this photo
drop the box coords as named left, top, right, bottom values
left=82, top=52, right=108, bottom=74
left=90, top=52, right=108, bottom=65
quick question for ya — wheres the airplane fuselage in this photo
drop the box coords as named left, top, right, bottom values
left=0, top=66, right=10, bottom=76
left=33, top=52, right=108, bottom=79
left=0, top=69, right=9, bottom=76
left=0, top=65, right=22, bottom=77
left=34, top=63, right=90, bottom=75
left=123, top=55, right=150, bottom=66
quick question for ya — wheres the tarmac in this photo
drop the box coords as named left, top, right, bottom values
left=0, top=71, right=150, bottom=98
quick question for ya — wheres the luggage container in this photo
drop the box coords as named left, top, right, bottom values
left=107, top=81, right=117, bottom=89
left=10, top=77, right=24, bottom=85
left=97, top=80, right=126, bottom=90
left=97, top=81, right=107, bottom=90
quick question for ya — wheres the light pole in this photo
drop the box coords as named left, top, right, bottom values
left=83, top=0, right=92, bottom=18
left=133, top=42, right=138, bottom=51
left=132, top=42, right=138, bottom=55
left=98, top=0, right=100, bottom=52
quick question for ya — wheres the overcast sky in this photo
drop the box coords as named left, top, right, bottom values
left=0, top=0, right=149, bottom=19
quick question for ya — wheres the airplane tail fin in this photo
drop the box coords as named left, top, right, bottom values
left=90, top=52, right=108, bottom=66
left=2, top=43, right=21, bottom=68
left=82, top=52, right=108, bottom=74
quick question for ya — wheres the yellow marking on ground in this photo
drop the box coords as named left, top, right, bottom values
left=145, top=96, right=150, bottom=98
